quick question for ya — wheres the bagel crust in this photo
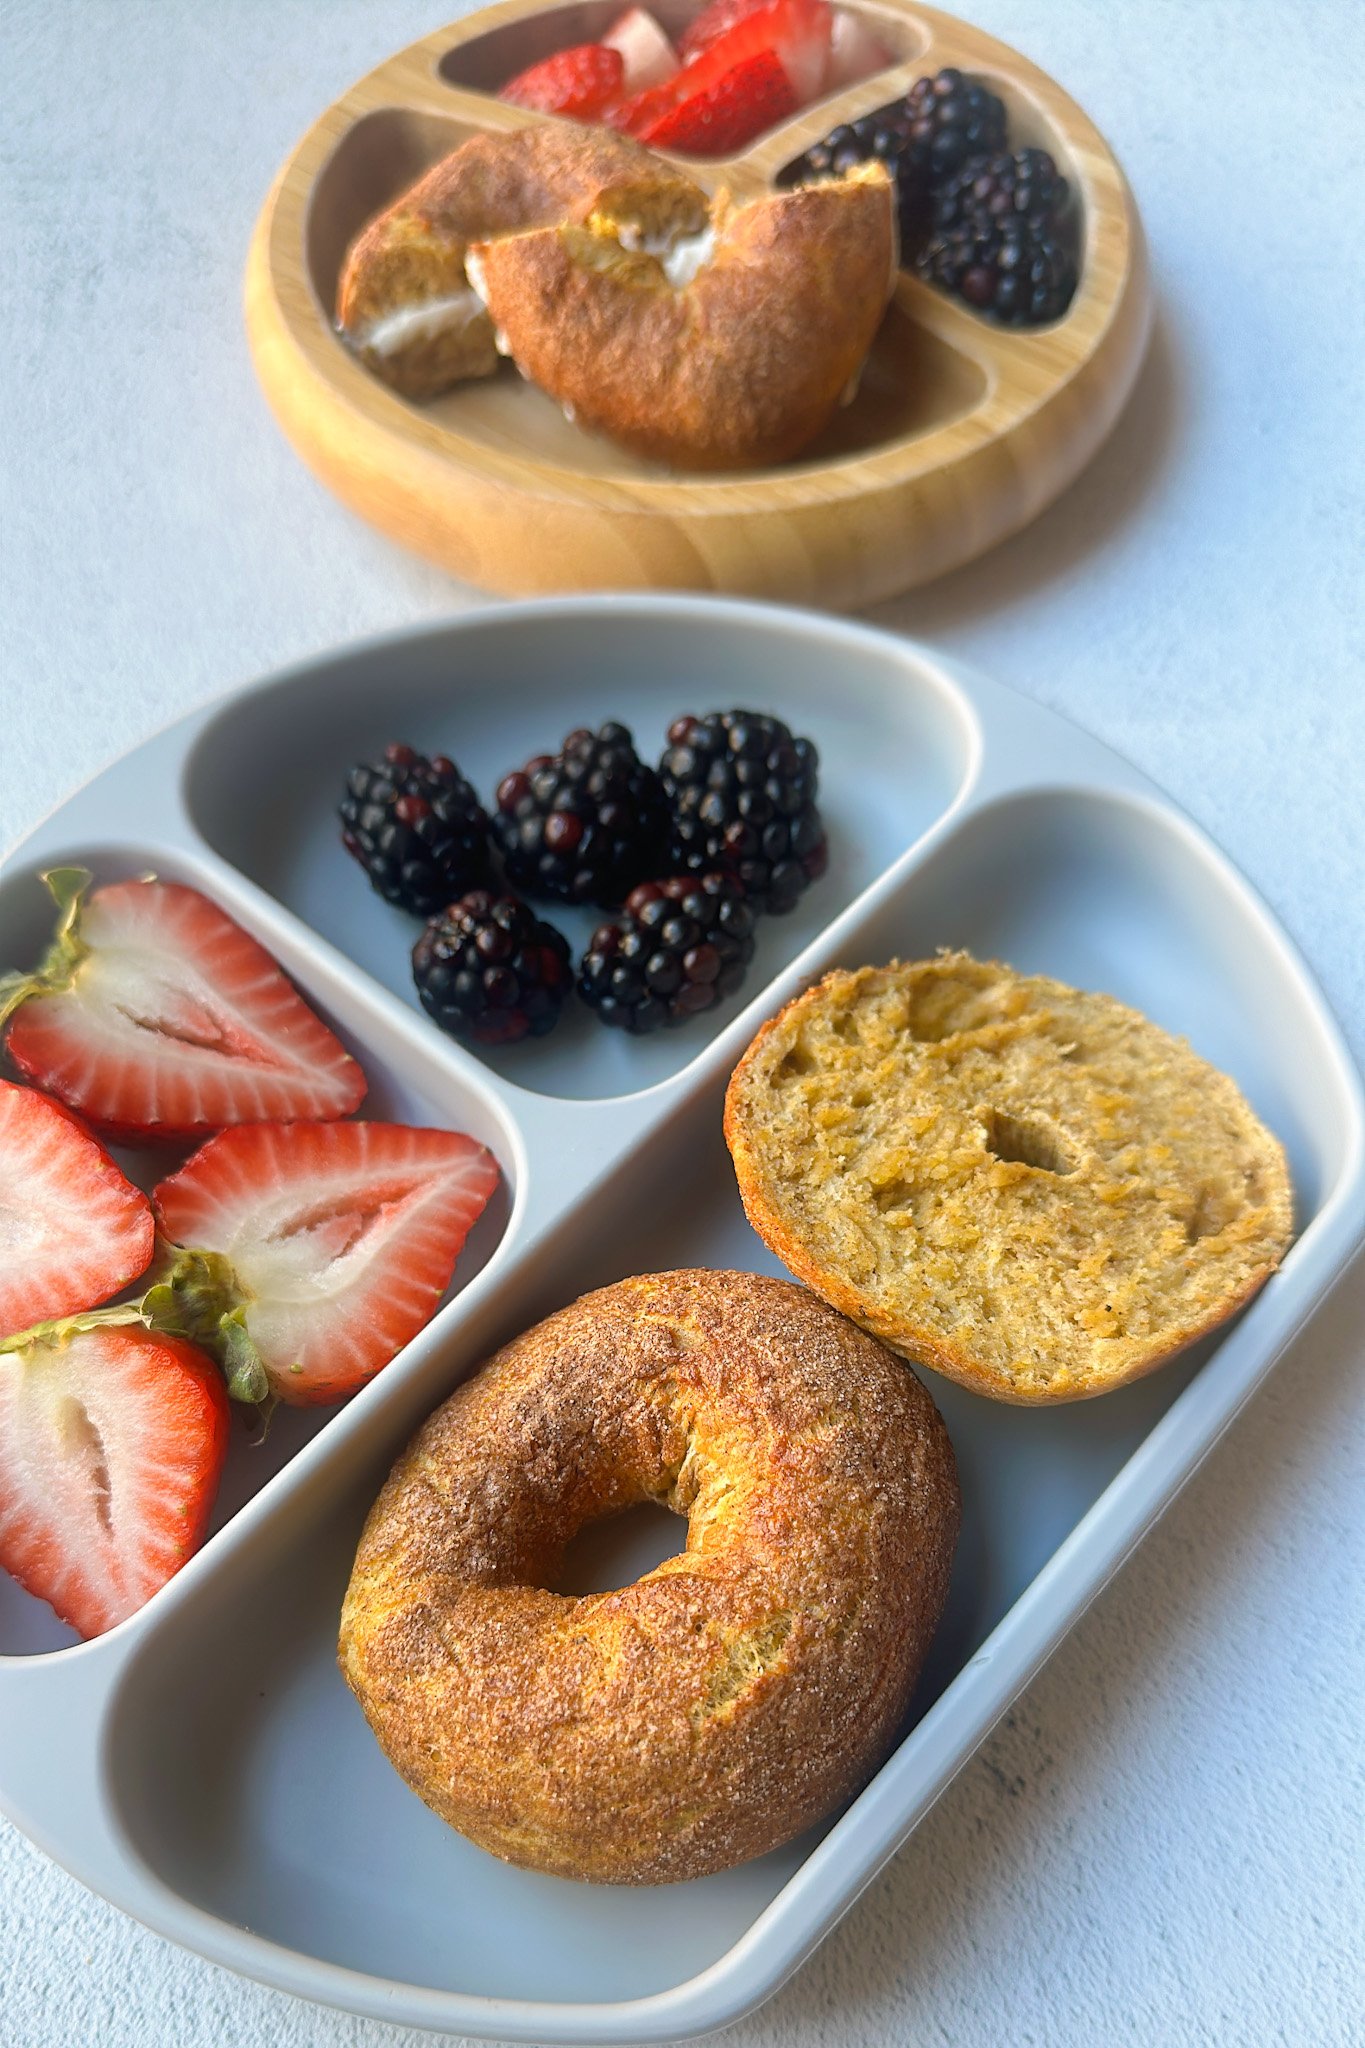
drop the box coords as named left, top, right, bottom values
left=471, top=166, right=897, bottom=469
left=724, top=955, right=1295, bottom=1404
left=336, top=125, right=696, bottom=398
left=339, top=1270, right=959, bottom=1884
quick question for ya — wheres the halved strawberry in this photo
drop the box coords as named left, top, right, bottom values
left=641, top=49, right=797, bottom=152
left=602, top=7, right=679, bottom=92
left=500, top=43, right=625, bottom=117
left=1, top=869, right=366, bottom=1140
left=616, top=0, right=829, bottom=141
left=0, top=1324, right=229, bottom=1639
left=153, top=1121, right=500, bottom=1406
left=0, top=1080, right=154, bottom=1338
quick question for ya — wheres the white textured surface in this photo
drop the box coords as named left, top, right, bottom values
left=2, top=2, right=1363, bottom=2043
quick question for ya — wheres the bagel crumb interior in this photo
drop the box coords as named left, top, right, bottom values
left=725, top=954, right=1294, bottom=1401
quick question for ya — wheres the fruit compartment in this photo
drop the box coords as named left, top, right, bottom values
left=182, top=604, right=978, bottom=1102
left=0, top=839, right=521, bottom=1662
left=437, top=0, right=924, bottom=110
left=94, top=751, right=1354, bottom=2015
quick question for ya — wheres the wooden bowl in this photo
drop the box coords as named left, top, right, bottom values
left=244, top=1, right=1151, bottom=606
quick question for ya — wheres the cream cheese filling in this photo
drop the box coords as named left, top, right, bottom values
left=616, top=221, right=717, bottom=289
left=356, top=288, right=485, bottom=358
left=463, top=250, right=514, bottom=356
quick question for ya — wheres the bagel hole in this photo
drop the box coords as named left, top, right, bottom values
left=553, top=1499, right=686, bottom=1595
left=982, top=1108, right=1078, bottom=1176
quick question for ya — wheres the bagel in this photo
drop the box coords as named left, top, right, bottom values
left=338, top=1269, right=959, bottom=1884
left=724, top=954, right=1295, bottom=1404
left=468, top=162, right=898, bottom=468
left=336, top=124, right=701, bottom=399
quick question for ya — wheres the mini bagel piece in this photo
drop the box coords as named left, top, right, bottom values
left=468, top=162, right=898, bottom=468
left=339, top=1269, right=959, bottom=1885
left=724, top=954, right=1295, bottom=1404
left=336, top=124, right=702, bottom=399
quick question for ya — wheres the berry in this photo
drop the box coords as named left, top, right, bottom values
left=1, top=870, right=366, bottom=1140
left=412, top=891, right=572, bottom=1048
left=493, top=721, right=668, bottom=907
left=641, top=49, right=796, bottom=154
left=0, top=1324, right=229, bottom=1639
left=916, top=147, right=1078, bottom=325
left=778, top=67, right=1007, bottom=248
left=154, top=1121, right=499, bottom=1407
left=339, top=743, right=491, bottom=918
left=580, top=873, right=757, bottom=1034
left=659, top=709, right=826, bottom=915
left=614, top=0, right=830, bottom=145
left=677, top=0, right=766, bottom=62
left=0, top=1081, right=154, bottom=1339
left=499, top=43, right=626, bottom=118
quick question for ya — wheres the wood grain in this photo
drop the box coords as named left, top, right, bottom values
left=243, top=1, right=1151, bottom=604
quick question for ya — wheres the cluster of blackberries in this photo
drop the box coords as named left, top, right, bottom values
left=778, top=68, right=1079, bottom=327
left=338, top=711, right=825, bottom=1044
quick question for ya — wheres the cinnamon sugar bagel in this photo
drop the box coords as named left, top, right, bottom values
left=724, top=954, right=1294, bottom=1404
left=338, top=1269, right=959, bottom=1884
left=470, top=164, right=897, bottom=469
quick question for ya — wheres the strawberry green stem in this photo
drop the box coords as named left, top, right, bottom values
left=0, top=1240, right=273, bottom=1415
left=0, top=866, right=95, bottom=1026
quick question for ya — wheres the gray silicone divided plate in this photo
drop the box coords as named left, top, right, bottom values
left=1, top=598, right=1362, bottom=2043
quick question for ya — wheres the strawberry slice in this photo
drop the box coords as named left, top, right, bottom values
left=715, top=0, right=830, bottom=103
left=678, top=0, right=766, bottom=62
left=0, top=1081, right=154, bottom=1337
left=641, top=49, right=797, bottom=152
left=153, top=1121, right=500, bottom=1406
left=500, top=43, right=625, bottom=117
left=615, top=0, right=829, bottom=141
left=1, top=869, right=366, bottom=1141
left=0, top=1324, right=229, bottom=1639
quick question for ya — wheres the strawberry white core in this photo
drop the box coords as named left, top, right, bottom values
left=154, top=1122, right=500, bottom=1405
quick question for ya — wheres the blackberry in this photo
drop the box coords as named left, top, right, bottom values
left=579, top=874, right=756, bottom=1034
left=777, top=67, right=1007, bottom=250
left=493, top=721, right=668, bottom=908
left=339, top=743, right=490, bottom=917
left=916, top=148, right=1078, bottom=325
left=660, top=710, right=826, bottom=916
left=412, top=890, right=572, bottom=1047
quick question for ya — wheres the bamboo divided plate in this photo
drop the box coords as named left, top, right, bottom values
left=245, top=1, right=1151, bottom=604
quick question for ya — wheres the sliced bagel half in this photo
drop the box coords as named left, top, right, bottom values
left=468, top=162, right=898, bottom=469
left=336, top=124, right=700, bottom=400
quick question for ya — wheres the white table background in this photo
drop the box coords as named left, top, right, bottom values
left=3, top=2, right=1363, bottom=2042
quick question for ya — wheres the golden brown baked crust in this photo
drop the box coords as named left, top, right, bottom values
left=471, top=164, right=897, bottom=469
left=336, top=125, right=691, bottom=399
left=724, top=955, right=1295, bottom=1404
left=338, top=1269, right=959, bottom=1884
